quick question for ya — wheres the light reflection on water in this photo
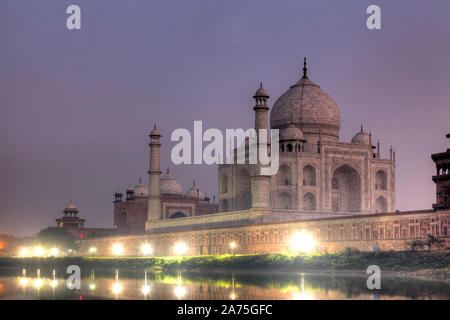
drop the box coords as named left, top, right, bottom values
left=0, top=267, right=448, bottom=300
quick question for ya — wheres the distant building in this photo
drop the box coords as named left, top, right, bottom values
left=56, top=201, right=115, bottom=239
left=432, top=134, right=450, bottom=210
left=56, top=201, right=85, bottom=229
left=113, top=172, right=219, bottom=234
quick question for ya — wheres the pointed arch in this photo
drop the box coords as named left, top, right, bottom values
left=279, top=192, right=292, bottom=209
left=303, top=192, right=316, bottom=211
left=236, top=168, right=251, bottom=210
left=277, top=164, right=291, bottom=185
left=221, top=174, right=228, bottom=193
left=303, top=165, right=316, bottom=186
left=170, top=211, right=186, bottom=219
left=221, top=199, right=229, bottom=212
left=332, top=164, right=361, bottom=212
left=375, top=170, right=387, bottom=190
left=375, top=196, right=387, bottom=213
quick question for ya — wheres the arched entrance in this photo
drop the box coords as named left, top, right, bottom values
left=277, top=165, right=291, bottom=185
left=375, top=196, right=387, bottom=213
left=332, top=164, right=361, bottom=212
left=170, top=211, right=187, bottom=219
left=279, top=192, right=292, bottom=209
left=236, top=168, right=251, bottom=210
left=221, top=199, right=229, bottom=212
left=303, top=192, right=316, bottom=211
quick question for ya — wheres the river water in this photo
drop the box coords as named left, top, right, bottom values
left=0, top=267, right=448, bottom=300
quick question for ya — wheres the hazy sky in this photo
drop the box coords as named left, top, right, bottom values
left=1, top=0, right=449, bottom=236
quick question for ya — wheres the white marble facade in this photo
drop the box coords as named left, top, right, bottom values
left=219, top=61, right=395, bottom=215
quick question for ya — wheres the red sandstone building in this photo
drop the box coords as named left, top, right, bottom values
left=432, top=133, right=450, bottom=210
left=56, top=201, right=115, bottom=239
left=113, top=175, right=218, bottom=234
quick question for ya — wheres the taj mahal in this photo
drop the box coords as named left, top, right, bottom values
left=218, top=59, right=395, bottom=215
left=55, top=59, right=448, bottom=256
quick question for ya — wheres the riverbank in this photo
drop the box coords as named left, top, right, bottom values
left=1, top=250, right=449, bottom=273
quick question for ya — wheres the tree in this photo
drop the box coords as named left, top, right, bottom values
left=35, top=227, right=78, bottom=250
left=425, top=235, right=445, bottom=250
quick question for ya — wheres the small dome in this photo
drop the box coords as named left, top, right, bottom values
left=184, top=181, right=206, bottom=199
left=114, top=188, right=122, bottom=195
left=160, top=168, right=182, bottom=195
left=280, top=124, right=305, bottom=141
left=64, top=201, right=78, bottom=212
left=351, top=126, right=370, bottom=145
left=126, top=185, right=134, bottom=192
left=150, top=125, right=161, bottom=137
left=253, top=83, right=269, bottom=98
left=134, top=179, right=149, bottom=198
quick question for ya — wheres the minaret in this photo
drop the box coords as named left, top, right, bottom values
left=147, top=125, right=162, bottom=222
left=251, top=84, right=271, bottom=209
left=253, top=82, right=270, bottom=144
left=114, top=188, right=123, bottom=203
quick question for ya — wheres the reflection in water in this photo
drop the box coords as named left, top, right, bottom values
left=174, top=272, right=185, bottom=300
left=229, top=273, right=238, bottom=300
left=142, top=271, right=150, bottom=299
left=0, top=267, right=448, bottom=300
left=112, top=270, right=122, bottom=299
left=292, top=273, right=313, bottom=300
left=89, top=270, right=96, bottom=292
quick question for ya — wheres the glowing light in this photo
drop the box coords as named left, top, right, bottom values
left=293, top=292, right=313, bottom=300
left=142, top=285, right=150, bottom=295
left=33, top=247, right=44, bottom=257
left=19, top=278, right=29, bottom=287
left=230, top=292, right=237, bottom=300
left=230, top=242, right=236, bottom=249
left=290, top=232, right=315, bottom=253
left=19, top=248, right=29, bottom=257
left=112, top=244, right=124, bottom=256
left=33, top=279, right=43, bottom=289
left=49, top=248, right=59, bottom=256
left=50, top=280, right=58, bottom=288
left=173, top=242, right=188, bottom=255
left=89, top=247, right=97, bottom=253
left=174, top=286, right=186, bottom=299
left=89, top=284, right=96, bottom=290
left=141, top=243, right=152, bottom=256
left=112, top=283, right=122, bottom=295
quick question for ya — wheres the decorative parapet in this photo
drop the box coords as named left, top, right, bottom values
left=146, top=208, right=357, bottom=234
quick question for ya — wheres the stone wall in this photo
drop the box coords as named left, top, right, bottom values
left=79, top=209, right=450, bottom=256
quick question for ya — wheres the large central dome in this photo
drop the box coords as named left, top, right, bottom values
left=270, top=62, right=341, bottom=141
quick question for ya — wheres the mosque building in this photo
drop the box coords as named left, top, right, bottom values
left=113, top=173, right=218, bottom=234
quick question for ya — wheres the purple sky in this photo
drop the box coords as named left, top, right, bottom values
left=1, top=0, right=449, bottom=236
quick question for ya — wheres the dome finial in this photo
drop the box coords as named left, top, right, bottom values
left=302, top=56, right=308, bottom=79
left=361, top=124, right=363, bottom=132
left=139, top=177, right=142, bottom=184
